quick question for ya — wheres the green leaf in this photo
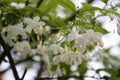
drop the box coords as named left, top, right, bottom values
left=80, top=3, right=120, bottom=18
left=94, top=27, right=108, bottom=34
left=38, top=0, right=76, bottom=27
left=47, top=17, right=65, bottom=28
left=39, top=0, right=76, bottom=13
left=1, top=0, right=26, bottom=3
left=60, top=62, right=71, bottom=76
left=51, top=65, right=57, bottom=71
left=12, top=0, right=26, bottom=3
left=78, top=60, right=87, bottom=75
left=104, top=48, right=110, bottom=53
left=101, top=0, right=108, bottom=4
left=96, top=68, right=116, bottom=77
left=80, top=3, right=101, bottom=15
left=86, top=45, right=94, bottom=51
left=57, top=0, right=76, bottom=12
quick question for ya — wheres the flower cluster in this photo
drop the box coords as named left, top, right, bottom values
left=53, top=52, right=83, bottom=65
left=1, top=16, right=104, bottom=66
left=0, top=15, right=107, bottom=78
left=67, top=29, right=104, bottom=52
left=1, top=16, right=48, bottom=56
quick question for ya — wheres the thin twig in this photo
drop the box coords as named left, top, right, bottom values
left=0, top=56, right=34, bottom=74
left=25, top=0, right=30, bottom=6
left=20, top=69, right=27, bottom=80
left=0, top=51, right=6, bottom=65
left=87, top=0, right=94, bottom=4
left=36, top=61, right=45, bottom=79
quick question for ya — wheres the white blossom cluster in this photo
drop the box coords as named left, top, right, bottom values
left=0, top=15, right=107, bottom=78
left=1, top=16, right=104, bottom=66
left=51, top=29, right=104, bottom=65
left=67, top=29, right=104, bottom=53
left=1, top=16, right=49, bottom=56
left=53, top=52, right=83, bottom=65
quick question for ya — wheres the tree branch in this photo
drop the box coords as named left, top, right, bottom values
left=0, top=56, right=33, bottom=74
left=20, top=69, right=27, bottom=80
left=36, top=0, right=43, bottom=8
left=25, top=0, right=30, bottom=6
left=87, top=0, right=94, bottom=4
left=0, top=51, right=6, bottom=65
left=36, top=61, right=45, bottom=79
left=0, top=36, right=20, bottom=80
left=0, top=56, right=39, bottom=74
left=36, top=75, right=111, bottom=80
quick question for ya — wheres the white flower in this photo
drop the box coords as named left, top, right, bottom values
left=48, top=44, right=64, bottom=54
left=61, top=52, right=82, bottom=65
left=24, top=16, right=45, bottom=35
left=13, top=41, right=32, bottom=56
left=11, top=2, right=25, bottom=9
left=74, top=36, right=91, bottom=52
left=67, top=32, right=80, bottom=41
left=24, top=16, right=40, bottom=26
left=2, top=23, right=27, bottom=46
left=36, top=44, right=46, bottom=55
left=93, top=49, right=107, bottom=62
left=42, top=54, right=50, bottom=64
left=8, top=23, right=27, bottom=39
left=53, top=55, right=62, bottom=64
left=2, top=35, right=14, bottom=46
left=83, top=29, right=104, bottom=47
left=45, top=26, right=51, bottom=33
left=67, top=30, right=103, bottom=52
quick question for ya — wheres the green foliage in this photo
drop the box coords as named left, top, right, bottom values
left=38, top=0, right=76, bottom=28
left=94, top=26, right=108, bottom=34
left=101, top=0, right=109, bottom=4
left=60, top=62, right=71, bottom=76
left=80, top=3, right=102, bottom=15
left=39, top=0, right=76, bottom=15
